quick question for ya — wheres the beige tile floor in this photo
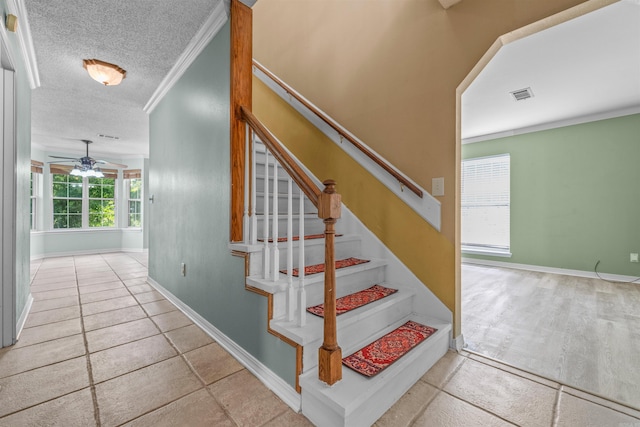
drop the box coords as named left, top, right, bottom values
left=0, top=253, right=638, bottom=426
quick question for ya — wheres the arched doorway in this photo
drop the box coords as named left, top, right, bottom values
left=456, top=0, right=639, bottom=407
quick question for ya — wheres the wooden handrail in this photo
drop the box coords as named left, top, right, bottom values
left=241, top=106, right=322, bottom=207
left=253, top=60, right=424, bottom=199
left=241, top=106, right=343, bottom=385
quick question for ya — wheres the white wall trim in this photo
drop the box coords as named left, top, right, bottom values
left=146, top=276, right=302, bottom=412
left=451, top=333, right=465, bottom=351
left=143, top=1, right=228, bottom=114
left=462, top=105, right=640, bottom=144
left=15, top=293, right=32, bottom=339
left=6, top=0, right=40, bottom=89
left=30, top=248, right=145, bottom=261
left=463, top=257, right=640, bottom=283
left=253, top=61, right=442, bottom=232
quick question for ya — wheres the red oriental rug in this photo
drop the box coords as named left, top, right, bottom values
left=258, top=233, right=342, bottom=243
left=306, top=285, right=397, bottom=317
left=281, top=257, right=369, bottom=277
left=342, top=321, right=437, bottom=377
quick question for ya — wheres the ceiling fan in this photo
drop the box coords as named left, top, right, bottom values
left=49, top=139, right=127, bottom=178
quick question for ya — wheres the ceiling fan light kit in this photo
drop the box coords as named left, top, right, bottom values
left=49, top=139, right=127, bottom=177
left=83, top=59, right=126, bottom=86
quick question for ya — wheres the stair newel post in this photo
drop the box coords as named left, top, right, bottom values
left=286, top=176, right=294, bottom=322
left=271, top=157, right=280, bottom=282
left=250, top=134, right=257, bottom=245
left=263, top=150, right=270, bottom=279
left=297, top=187, right=306, bottom=327
left=243, top=123, right=251, bottom=243
left=318, top=179, right=342, bottom=385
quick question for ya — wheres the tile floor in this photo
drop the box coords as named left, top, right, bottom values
left=0, top=252, right=637, bottom=426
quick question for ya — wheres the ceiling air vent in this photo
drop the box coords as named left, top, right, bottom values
left=97, top=134, right=120, bottom=141
left=510, top=87, right=534, bottom=101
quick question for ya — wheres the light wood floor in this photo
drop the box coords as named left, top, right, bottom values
left=462, top=263, right=640, bottom=410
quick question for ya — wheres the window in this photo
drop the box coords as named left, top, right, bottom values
left=52, top=173, right=83, bottom=229
left=30, top=160, right=43, bottom=230
left=88, top=176, right=116, bottom=227
left=50, top=165, right=119, bottom=229
left=461, top=154, right=510, bottom=255
left=128, top=178, right=142, bottom=227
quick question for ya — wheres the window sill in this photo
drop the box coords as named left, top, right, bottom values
left=462, top=246, right=512, bottom=258
left=31, top=228, right=142, bottom=234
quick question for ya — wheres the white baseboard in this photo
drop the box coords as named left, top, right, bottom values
left=16, top=293, right=33, bottom=340
left=31, top=248, right=145, bottom=260
left=462, top=257, right=640, bottom=283
left=146, top=276, right=301, bottom=412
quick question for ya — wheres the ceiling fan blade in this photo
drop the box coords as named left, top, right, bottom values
left=95, top=160, right=128, bottom=168
left=49, top=155, right=80, bottom=160
left=47, top=160, right=78, bottom=164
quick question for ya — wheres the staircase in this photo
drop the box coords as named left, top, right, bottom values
left=234, top=135, right=452, bottom=426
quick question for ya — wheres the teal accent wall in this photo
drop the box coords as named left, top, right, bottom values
left=148, top=23, right=296, bottom=387
left=1, top=1, right=33, bottom=325
left=463, top=113, right=640, bottom=277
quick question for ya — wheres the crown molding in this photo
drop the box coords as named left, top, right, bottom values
left=144, top=1, right=228, bottom=114
left=6, top=0, right=40, bottom=88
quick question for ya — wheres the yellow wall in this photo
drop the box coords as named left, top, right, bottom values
left=252, top=0, right=586, bottom=243
left=252, top=0, right=595, bottom=336
left=254, top=77, right=456, bottom=312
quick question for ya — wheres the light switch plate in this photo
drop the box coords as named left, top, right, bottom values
left=432, top=177, right=444, bottom=197
left=631, top=253, right=639, bottom=263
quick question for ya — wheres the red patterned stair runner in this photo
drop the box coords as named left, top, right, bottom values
left=306, top=285, right=397, bottom=317
left=342, top=321, right=437, bottom=377
left=258, top=233, right=342, bottom=243
left=280, top=257, right=369, bottom=277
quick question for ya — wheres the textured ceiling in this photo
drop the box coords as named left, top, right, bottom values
left=463, top=0, right=640, bottom=141
left=26, top=0, right=223, bottom=158
left=25, top=1, right=640, bottom=156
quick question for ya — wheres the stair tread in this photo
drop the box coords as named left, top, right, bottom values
left=281, top=257, right=371, bottom=277
left=247, top=258, right=387, bottom=293
left=306, top=284, right=398, bottom=318
left=342, top=320, right=438, bottom=377
left=257, top=233, right=343, bottom=243
left=300, top=315, right=451, bottom=416
left=270, top=286, right=412, bottom=345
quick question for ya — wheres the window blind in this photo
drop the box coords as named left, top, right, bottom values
left=461, top=154, right=510, bottom=249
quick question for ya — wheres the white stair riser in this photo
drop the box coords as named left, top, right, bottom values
left=255, top=215, right=326, bottom=237
left=255, top=174, right=297, bottom=194
left=254, top=192, right=316, bottom=215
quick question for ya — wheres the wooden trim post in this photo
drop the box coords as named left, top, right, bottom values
left=230, top=0, right=252, bottom=242
left=317, top=180, right=342, bottom=385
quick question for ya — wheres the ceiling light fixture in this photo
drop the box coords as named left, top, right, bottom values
left=82, top=59, right=126, bottom=86
left=70, top=165, right=104, bottom=178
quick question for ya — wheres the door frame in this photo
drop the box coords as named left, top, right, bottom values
left=0, top=24, right=17, bottom=348
left=454, top=0, right=618, bottom=341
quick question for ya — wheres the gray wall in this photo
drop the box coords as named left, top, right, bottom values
left=1, top=1, right=33, bottom=326
left=148, top=22, right=296, bottom=387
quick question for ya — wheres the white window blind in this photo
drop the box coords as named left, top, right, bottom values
left=461, top=154, right=510, bottom=251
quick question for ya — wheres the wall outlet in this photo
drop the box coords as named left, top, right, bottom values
left=181, top=262, right=186, bottom=276
left=631, top=253, right=639, bottom=263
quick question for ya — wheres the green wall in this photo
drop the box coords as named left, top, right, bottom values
left=148, top=22, right=296, bottom=387
left=1, top=1, right=32, bottom=326
left=463, top=113, right=640, bottom=277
